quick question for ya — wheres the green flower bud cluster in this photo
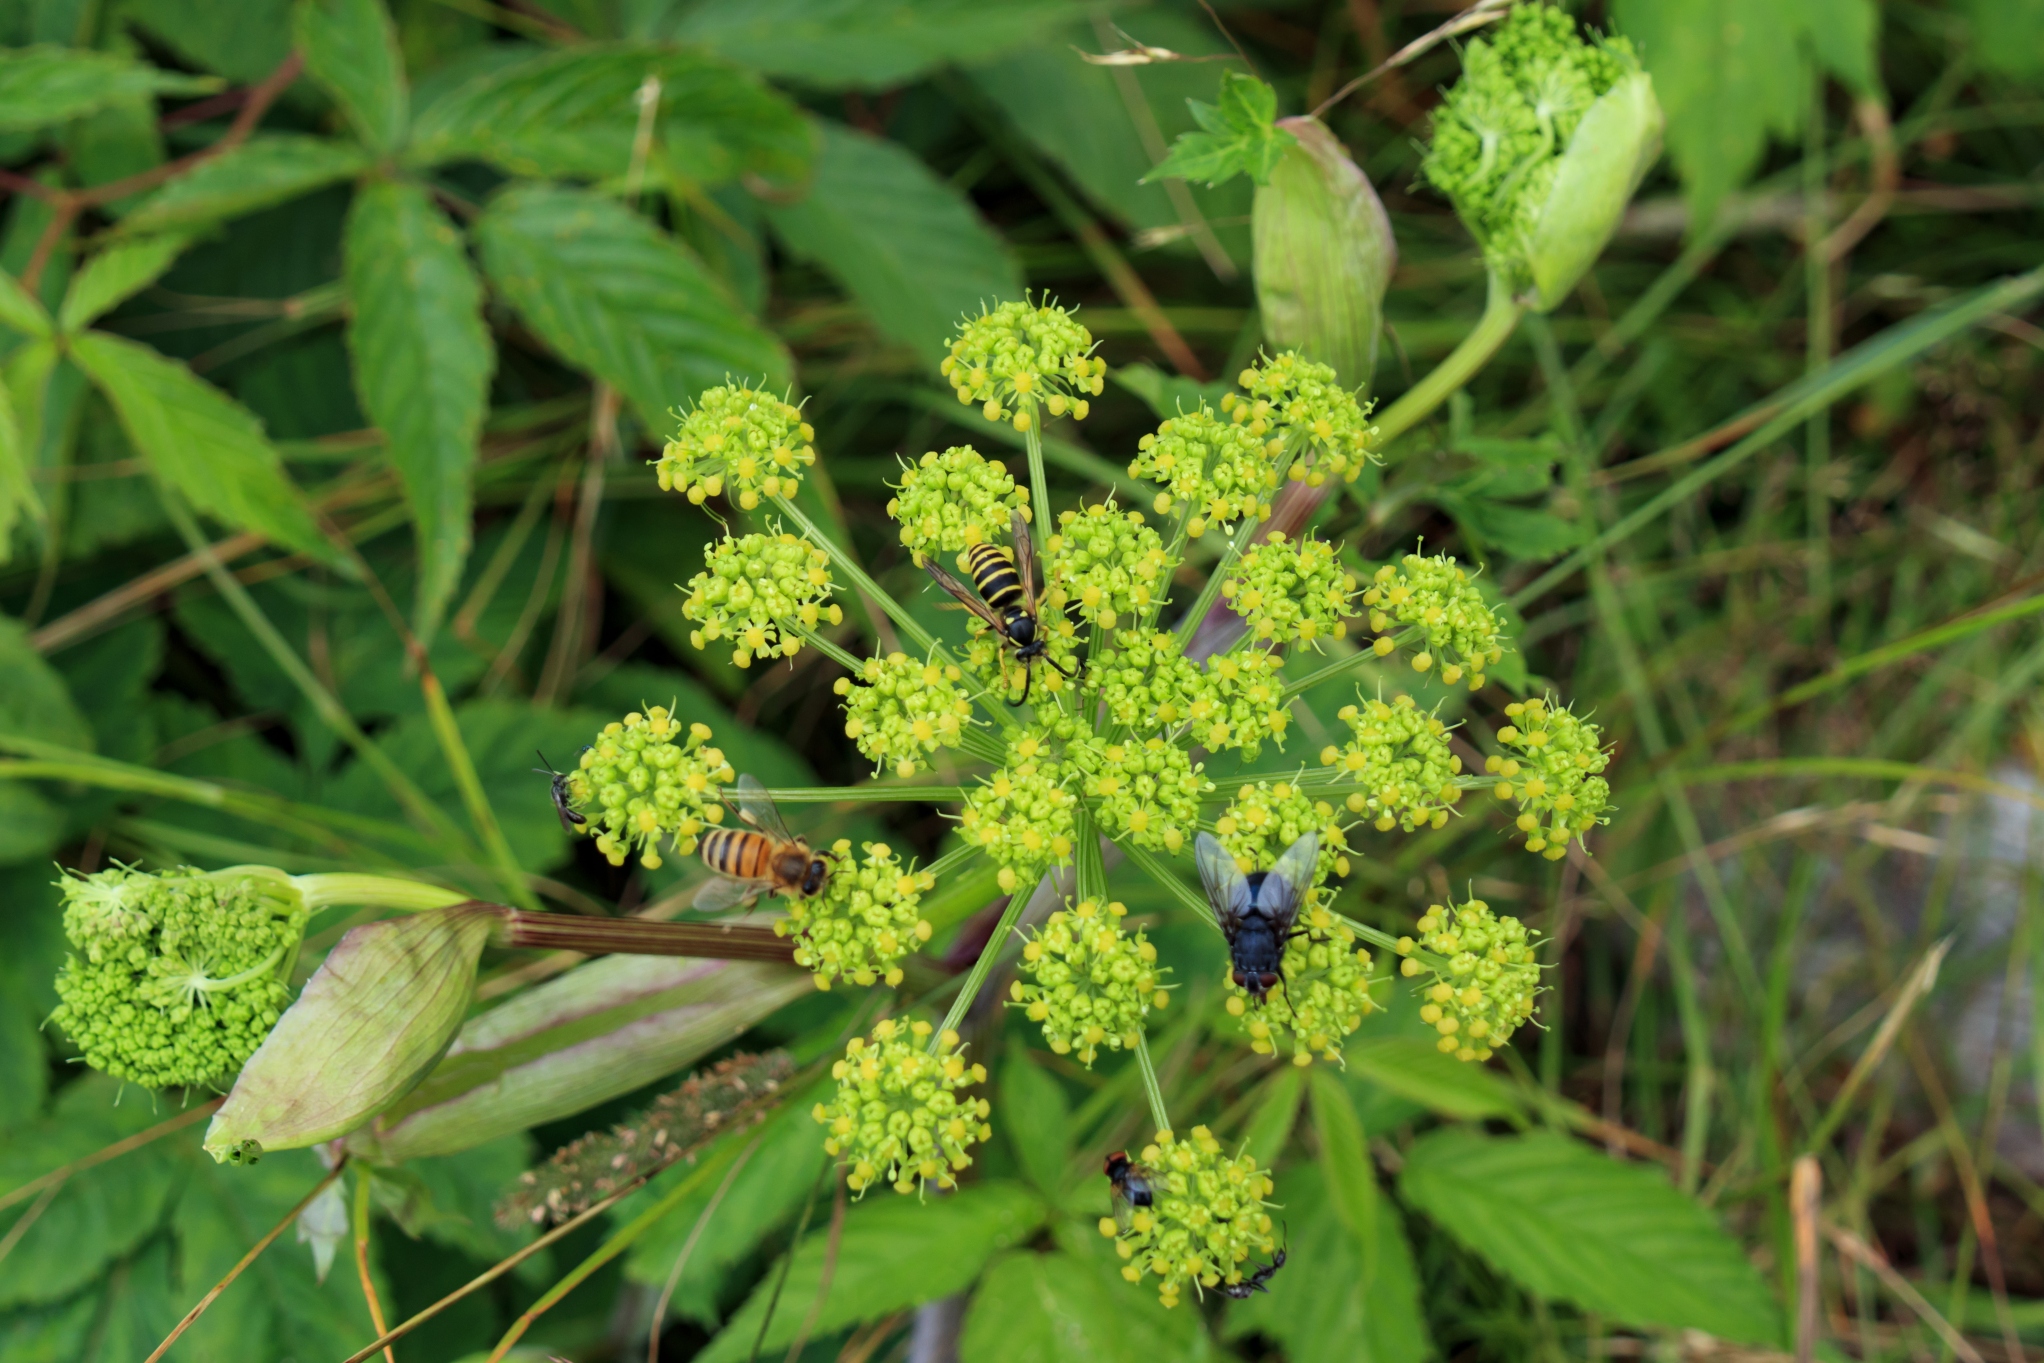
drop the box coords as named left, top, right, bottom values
left=813, top=1019, right=991, bottom=1196
left=779, top=840, right=935, bottom=990
left=1225, top=351, right=1376, bottom=485
left=942, top=300, right=1106, bottom=430
left=51, top=864, right=307, bottom=1090
left=1071, top=735, right=1210, bottom=853
left=682, top=530, right=843, bottom=668
left=1362, top=552, right=1506, bottom=686
left=885, top=445, right=1029, bottom=564
left=835, top=653, right=976, bottom=778
left=1485, top=696, right=1612, bottom=858
left=1129, top=405, right=1275, bottom=534
left=570, top=708, right=733, bottom=869
left=957, top=731, right=1078, bottom=893
left=1223, top=901, right=1375, bottom=1065
left=1214, top=780, right=1352, bottom=886
left=1395, top=898, right=1541, bottom=1060
left=1091, top=631, right=1210, bottom=730
left=1320, top=693, right=1464, bottom=832
left=655, top=385, right=815, bottom=510
left=1099, top=1126, right=1278, bottom=1307
left=1008, top=899, right=1169, bottom=1066
left=1220, top=531, right=1356, bottom=646
left=1185, top=649, right=1292, bottom=759
left=1045, top=502, right=1174, bottom=631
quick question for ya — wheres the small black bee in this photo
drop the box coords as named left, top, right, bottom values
left=1195, top=830, right=1319, bottom=1003
left=1219, top=1232, right=1288, bottom=1298
left=534, top=749, right=586, bottom=832
left=923, top=508, right=1079, bottom=705
left=1104, top=1150, right=1156, bottom=1232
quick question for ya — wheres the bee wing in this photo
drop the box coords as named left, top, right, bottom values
left=692, top=876, right=760, bottom=914
left=1009, top=507, right=1039, bottom=616
left=1195, top=832, right=1252, bottom=932
left=924, top=558, right=1007, bottom=634
left=733, top=773, right=796, bottom=843
left=1257, top=831, right=1321, bottom=933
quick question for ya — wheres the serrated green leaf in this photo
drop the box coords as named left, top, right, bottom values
left=0, top=365, right=40, bottom=561
left=668, top=0, right=1073, bottom=90
left=343, top=180, right=492, bottom=642
left=56, top=233, right=191, bottom=333
left=296, top=0, right=409, bottom=152
left=0, top=269, right=50, bottom=339
left=124, top=0, right=297, bottom=84
left=765, top=119, right=1020, bottom=361
left=0, top=615, right=90, bottom=751
left=1145, top=72, right=1294, bottom=188
left=67, top=332, right=337, bottom=565
left=1308, top=1067, right=1379, bottom=1275
left=118, top=134, right=374, bottom=235
left=960, top=1249, right=1204, bottom=1363
left=1239, top=1064, right=1303, bottom=1167
left=1400, top=1129, right=1784, bottom=1343
left=0, top=46, right=216, bottom=134
left=998, top=1047, right=1072, bottom=1198
left=697, top=1182, right=1048, bottom=1363
left=475, top=184, right=787, bottom=432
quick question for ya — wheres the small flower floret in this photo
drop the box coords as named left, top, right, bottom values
left=813, top=1019, right=990, bottom=1196
left=1321, top=692, right=1463, bottom=831
left=957, top=732, right=1078, bottom=893
left=1395, top=898, right=1542, bottom=1059
left=1130, top=406, right=1274, bottom=533
left=836, top=653, right=975, bottom=778
left=572, top=709, right=734, bottom=869
left=683, top=530, right=843, bottom=668
left=1220, top=531, right=1355, bottom=646
left=1226, top=352, right=1377, bottom=484
left=944, top=300, right=1104, bottom=430
left=1071, top=736, right=1209, bottom=853
left=1363, top=551, right=1506, bottom=685
left=1215, top=781, right=1352, bottom=886
left=656, top=385, right=814, bottom=509
left=1486, top=696, right=1612, bottom=857
left=1045, top=502, right=1174, bottom=632
left=1185, top=650, right=1293, bottom=759
left=1008, top=899, right=1168, bottom=1065
left=1102, top=1126, right=1277, bottom=1307
left=886, top=446, right=1028, bottom=564
left=779, top=841, right=934, bottom=990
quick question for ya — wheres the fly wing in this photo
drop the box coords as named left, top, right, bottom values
left=692, top=876, right=760, bottom=914
left=1195, top=832, right=1253, bottom=932
left=1257, top=831, right=1321, bottom=934
left=1009, top=508, right=1039, bottom=615
left=924, top=558, right=1006, bottom=633
left=733, top=773, right=796, bottom=843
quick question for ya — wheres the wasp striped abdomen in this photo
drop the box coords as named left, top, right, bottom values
left=963, top=543, right=1026, bottom=611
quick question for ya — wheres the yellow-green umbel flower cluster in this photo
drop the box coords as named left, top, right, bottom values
left=885, top=445, right=1029, bottom=564
left=1321, top=693, right=1464, bottom=831
left=1009, top=898, right=1169, bottom=1065
left=1186, top=650, right=1293, bottom=758
left=50, top=865, right=307, bottom=1090
left=1214, top=780, right=1352, bottom=884
left=836, top=653, right=976, bottom=778
left=1487, top=696, right=1613, bottom=858
left=813, top=1018, right=991, bottom=1196
left=1045, top=502, right=1173, bottom=631
left=957, top=732, right=1079, bottom=892
left=1220, top=531, right=1356, bottom=646
left=570, top=709, right=733, bottom=868
left=655, top=384, right=815, bottom=509
left=1129, top=405, right=1275, bottom=533
left=1396, top=898, right=1542, bottom=1060
left=1363, top=551, right=1506, bottom=686
left=1092, top=631, right=1209, bottom=730
left=943, top=299, right=1105, bottom=429
left=1099, top=1126, right=1278, bottom=1307
left=1071, top=736, right=1210, bottom=853
left=1225, top=351, right=1377, bottom=485
left=779, top=841, right=934, bottom=990
left=1223, top=900, right=1375, bottom=1065
left=682, top=530, right=843, bottom=668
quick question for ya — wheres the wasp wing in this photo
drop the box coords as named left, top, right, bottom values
left=1195, top=832, right=1254, bottom=933
left=732, top=773, right=796, bottom=843
left=1255, top=831, right=1321, bottom=937
left=924, top=558, right=1007, bottom=634
left=1009, top=508, right=1040, bottom=616
left=692, top=876, right=762, bottom=914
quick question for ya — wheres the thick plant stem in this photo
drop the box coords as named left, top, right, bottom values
left=290, top=874, right=472, bottom=913
left=1371, top=271, right=1523, bottom=449
left=494, top=909, right=797, bottom=964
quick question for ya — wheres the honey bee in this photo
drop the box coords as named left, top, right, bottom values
left=694, top=774, right=836, bottom=912
left=923, top=508, right=1078, bottom=705
left=1103, top=1150, right=1157, bottom=1233
left=534, top=750, right=586, bottom=832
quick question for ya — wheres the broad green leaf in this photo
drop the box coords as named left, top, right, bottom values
left=0, top=980, right=46, bottom=1126
left=1111, top=362, right=1233, bottom=420
left=959, top=1249, right=1204, bottom=1363
left=1147, top=72, right=1294, bottom=188
left=1400, top=1129, right=1784, bottom=1343
left=475, top=184, right=788, bottom=432
left=343, top=180, right=493, bottom=641
left=669, top=0, right=1073, bottom=90
left=67, top=332, right=337, bottom=565
left=0, top=615, right=90, bottom=751
left=1308, top=1067, right=1379, bottom=1278
left=373, top=1133, right=535, bottom=1264
left=0, top=268, right=50, bottom=339
left=1344, top=1036, right=1525, bottom=1121
left=0, top=45, right=215, bottom=134
left=296, top=0, right=410, bottom=152
left=117, top=135, right=374, bottom=236
left=124, top=0, right=297, bottom=83
left=697, top=1182, right=1048, bottom=1363
left=1964, top=0, right=2044, bottom=76
left=999, top=1046, right=1072, bottom=1197
left=0, top=362, right=41, bottom=560
left=56, top=233, right=191, bottom=333
left=0, top=786, right=61, bottom=866
left=1238, top=1064, right=1303, bottom=1167
left=766, top=120, right=1020, bottom=361
left=410, top=43, right=810, bottom=189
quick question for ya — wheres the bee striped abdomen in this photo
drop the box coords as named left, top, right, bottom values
left=963, top=544, right=1024, bottom=610
left=699, top=827, right=772, bottom=881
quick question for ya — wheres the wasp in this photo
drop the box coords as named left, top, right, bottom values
left=1195, top=830, right=1320, bottom=1004
left=1218, top=1230, right=1288, bottom=1298
left=1104, top=1150, right=1157, bottom=1232
left=534, top=750, right=586, bottom=832
left=694, top=773, right=837, bottom=912
left=923, top=508, right=1078, bottom=706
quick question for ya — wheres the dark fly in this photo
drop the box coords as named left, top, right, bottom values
left=1104, top=1150, right=1156, bottom=1232
left=923, top=508, right=1079, bottom=705
left=1195, top=831, right=1320, bottom=1003
left=1219, top=1231, right=1288, bottom=1298
left=534, top=750, right=586, bottom=832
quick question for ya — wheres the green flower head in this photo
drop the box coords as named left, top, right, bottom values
left=1396, top=897, right=1542, bottom=1060
left=682, top=529, right=843, bottom=668
left=779, top=840, right=934, bottom=990
left=1223, top=900, right=1376, bottom=1065
left=1186, top=649, right=1293, bottom=759
left=1009, top=898, right=1170, bottom=1066
left=1486, top=695, right=1613, bottom=858
left=1045, top=501, right=1175, bottom=631
left=1226, top=351, right=1378, bottom=484
left=1363, top=550, right=1507, bottom=686
left=570, top=708, right=734, bottom=868
left=885, top=445, right=1030, bottom=565
left=1093, top=630, right=1210, bottom=731
left=1320, top=692, right=1464, bottom=832
left=943, top=299, right=1106, bottom=430
left=656, top=385, right=815, bottom=510
left=1214, top=780, right=1351, bottom=886
left=957, top=731, right=1078, bottom=893
left=1072, top=735, right=1210, bottom=853
left=1129, top=405, right=1276, bottom=534
left=813, top=1019, right=990, bottom=1196
left=1099, top=1126, right=1278, bottom=1307
left=1220, top=530, right=1356, bottom=647
left=51, top=864, right=308, bottom=1090
left=836, top=652, right=976, bottom=778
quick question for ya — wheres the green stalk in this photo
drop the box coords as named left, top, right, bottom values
left=1133, top=1032, right=1172, bottom=1137
left=930, top=864, right=1050, bottom=1050
left=421, top=670, right=540, bottom=910
left=1171, top=512, right=1263, bottom=653
left=1803, top=69, right=1834, bottom=641
left=1370, top=271, right=1524, bottom=450
left=784, top=620, right=867, bottom=674
left=1020, top=398, right=1053, bottom=541
left=293, top=873, right=472, bottom=913
left=763, top=785, right=962, bottom=804
left=769, top=495, right=940, bottom=657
